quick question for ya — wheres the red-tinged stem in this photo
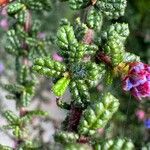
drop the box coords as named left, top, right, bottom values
left=67, top=105, right=83, bottom=132
left=96, top=51, right=112, bottom=68
left=77, top=135, right=90, bottom=144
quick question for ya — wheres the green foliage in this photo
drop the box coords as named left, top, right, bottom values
left=16, top=140, right=41, bottom=150
left=102, top=23, right=130, bottom=66
left=7, top=0, right=51, bottom=13
left=64, top=143, right=91, bottom=150
left=94, top=138, right=135, bottom=150
left=54, top=131, right=79, bottom=143
left=142, top=143, right=150, bottom=150
left=5, top=24, right=49, bottom=59
left=3, top=110, right=46, bottom=139
left=78, top=93, right=119, bottom=135
left=33, top=20, right=105, bottom=106
left=67, top=0, right=127, bottom=20
left=104, top=38, right=125, bottom=66
left=52, top=77, right=71, bottom=96
left=33, top=57, right=67, bottom=78
left=74, top=18, right=88, bottom=41
left=123, top=52, right=140, bottom=63
left=96, top=0, right=127, bottom=19
left=2, top=66, right=36, bottom=107
left=0, top=145, right=13, bottom=150
left=68, top=0, right=90, bottom=9
left=102, top=23, right=130, bottom=43
left=86, top=7, right=103, bottom=31
left=1, top=0, right=146, bottom=149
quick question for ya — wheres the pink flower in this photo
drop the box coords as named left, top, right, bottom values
left=0, top=18, right=8, bottom=30
left=135, top=110, right=145, bottom=121
left=122, top=62, right=150, bottom=100
left=52, top=52, right=63, bottom=62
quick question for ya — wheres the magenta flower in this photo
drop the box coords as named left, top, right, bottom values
left=122, top=62, right=150, bottom=100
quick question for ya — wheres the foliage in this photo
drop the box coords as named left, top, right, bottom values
left=0, top=0, right=149, bottom=149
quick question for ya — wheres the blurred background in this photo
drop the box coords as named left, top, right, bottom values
left=0, top=0, right=149, bottom=148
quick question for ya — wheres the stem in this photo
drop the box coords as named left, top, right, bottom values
left=96, top=51, right=112, bottom=68
left=67, top=105, right=83, bottom=132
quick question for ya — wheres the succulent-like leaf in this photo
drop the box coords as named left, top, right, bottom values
left=33, top=57, right=67, bottom=78
left=102, top=23, right=129, bottom=43
left=68, top=0, right=90, bottom=9
left=94, top=138, right=135, bottom=150
left=4, top=111, right=19, bottom=124
left=7, top=2, right=25, bottom=15
left=74, top=18, right=88, bottom=41
left=96, top=0, right=127, bottom=19
left=70, top=80, right=90, bottom=107
left=57, top=23, right=78, bottom=51
left=54, top=131, right=79, bottom=143
left=78, top=93, right=119, bottom=135
left=87, top=7, right=103, bottom=31
left=123, top=52, right=140, bottom=62
left=104, top=38, right=125, bottom=66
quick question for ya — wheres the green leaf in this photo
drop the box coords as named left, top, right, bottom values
left=102, top=23, right=129, bottom=43
left=123, top=52, right=140, bottom=62
left=0, top=144, right=13, bottom=150
left=87, top=7, right=103, bottom=31
left=52, top=77, right=71, bottom=96
left=64, top=143, right=91, bottom=150
left=57, top=23, right=78, bottom=50
left=70, top=80, right=90, bottom=107
left=96, top=0, right=127, bottom=19
left=15, top=10, right=30, bottom=25
left=21, top=110, right=47, bottom=123
left=7, top=2, right=25, bottom=15
left=78, top=93, right=119, bottom=135
left=22, top=0, right=51, bottom=11
left=94, top=138, right=135, bottom=150
left=54, top=131, right=79, bottom=144
left=74, top=18, right=88, bottom=41
left=33, top=57, right=67, bottom=78
left=6, top=29, right=21, bottom=49
left=13, top=126, right=22, bottom=138
left=104, top=38, right=125, bottom=66
left=3, top=84, right=24, bottom=94
left=68, top=0, right=90, bottom=9
left=4, top=111, right=19, bottom=124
